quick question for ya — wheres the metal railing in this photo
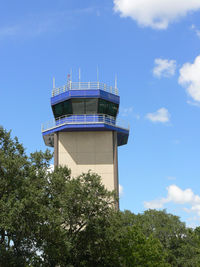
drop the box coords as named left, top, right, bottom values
left=41, top=114, right=129, bottom=132
left=52, top=82, right=118, bottom=97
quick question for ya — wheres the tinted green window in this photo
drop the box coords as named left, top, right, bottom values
left=52, top=100, right=72, bottom=118
left=98, top=99, right=108, bottom=114
left=71, top=98, right=98, bottom=114
left=63, top=100, right=72, bottom=115
left=108, top=102, right=119, bottom=117
left=72, top=99, right=85, bottom=114
left=98, top=99, right=118, bottom=117
left=53, top=98, right=118, bottom=117
left=85, top=99, right=98, bottom=114
left=53, top=103, right=63, bottom=118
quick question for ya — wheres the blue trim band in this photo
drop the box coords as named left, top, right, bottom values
left=42, top=123, right=129, bottom=147
left=51, top=89, right=120, bottom=106
left=42, top=123, right=129, bottom=136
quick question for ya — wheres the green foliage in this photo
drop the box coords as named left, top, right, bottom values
left=95, top=211, right=169, bottom=267
left=0, top=128, right=117, bottom=266
left=0, top=128, right=53, bottom=266
left=1, top=127, right=200, bottom=266
left=119, top=226, right=169, bottom=267
left=132, top=209, right=200, bottom=266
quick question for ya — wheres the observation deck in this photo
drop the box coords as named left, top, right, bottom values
left=42, top=79, right=129, bottom=148
left=42, top=114, right=129, bottom=147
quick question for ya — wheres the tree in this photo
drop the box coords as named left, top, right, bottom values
left=0, top=128, right=53, bottom=266
left=39, top=169, right=116, bottom=266
left=0, top=128, right=170, bottom=266
left=133, top=209, right=200, bottom=266
left=0, top=128, right=116, bottom=266
left=94, top=211, right=170, bottom=267
left=5, top=128, right=200, bottom=266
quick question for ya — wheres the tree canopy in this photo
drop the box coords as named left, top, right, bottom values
left=0, top=128, right=200, bottom=266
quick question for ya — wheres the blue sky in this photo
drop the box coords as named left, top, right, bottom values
left=1, top=0, right=200, bottom=227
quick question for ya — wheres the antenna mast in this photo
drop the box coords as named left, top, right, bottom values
left=115, top=74, right=117, bottom=89
left=79, top=68, right=81, bottom=82
left=97, top=66, right=99, bottom=82
left=70, top=69, right=73, bottom=82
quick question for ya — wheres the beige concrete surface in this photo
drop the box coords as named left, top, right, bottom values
left=56, top=131, right=118, bottom=192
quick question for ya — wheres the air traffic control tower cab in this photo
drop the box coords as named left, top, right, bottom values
left=42, top=74, right=129, bottom=200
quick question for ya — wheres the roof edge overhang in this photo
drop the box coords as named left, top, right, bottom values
left=51, top=89, right=120, bottom=106
left=42, top=123, right=129, bottom=147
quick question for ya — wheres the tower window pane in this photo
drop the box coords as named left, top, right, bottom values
left=98, top=99, right=108, bottom=114
left=98, top=99, right=118, bottom=117
left=63, top=100, right=72, bottom=115
left=52, top=100, right=72, bottom=118
left=72, top=99, right=85, bottom=114
left=108, top=102, right=119, bottom=117
left=52, top=103, right=63, bottom=118
left=85, top=99, right=98, bottom=114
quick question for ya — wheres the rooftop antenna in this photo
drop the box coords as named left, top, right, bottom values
left=97, top=66, right=99, bottom=82
left=115, top=74, right=117, bottom=89
left=70, top=69, right=73, bottom=82
left=67, top=73, right=71, bottom=90
left=53, top=77, right=55, bottom=89
left=67, top=74, right=71, bottom=82
left=79, top=68, right=81, bottom=82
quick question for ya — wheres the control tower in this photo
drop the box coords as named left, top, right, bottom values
left=42, top=75, right=129, bottom=200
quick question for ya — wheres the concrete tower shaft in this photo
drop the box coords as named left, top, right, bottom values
left=54, top=131, right=118, bottom=194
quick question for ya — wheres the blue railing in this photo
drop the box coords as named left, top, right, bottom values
left=41, top=114, right=129, bottom=132
left=52, top=82, right=118, bottom=97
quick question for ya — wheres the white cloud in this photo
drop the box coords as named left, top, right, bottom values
left=113, top=0, right=200, bottom=29
left=120, top=106, right=140, bottom=120
left=0, top=20, right=55, bottom=39
left=192, top=205, right=200, bottom=216
left=119, top=184, right=123, bottom=197
left=144, top=184, right=200, bottom=216
left=146, top=108, right=170, bottom=123
left=187, top=100, right=200, bottom=107
left=179, top=55, right=200, bottom=102
left=153, top=58, right=176, bottom=78
left=121, top=106, right=133, bottom=116
left=144, top=198, right=168, bottom=209
left=191, top=24, right=200, bottom=38
left=134, top=114, right=140, bottom=120
left=167, top=185, right=196, bottom=204
left=0, top=8, right=96, bottom=40
left=167, top=176, right=177, bottom=181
